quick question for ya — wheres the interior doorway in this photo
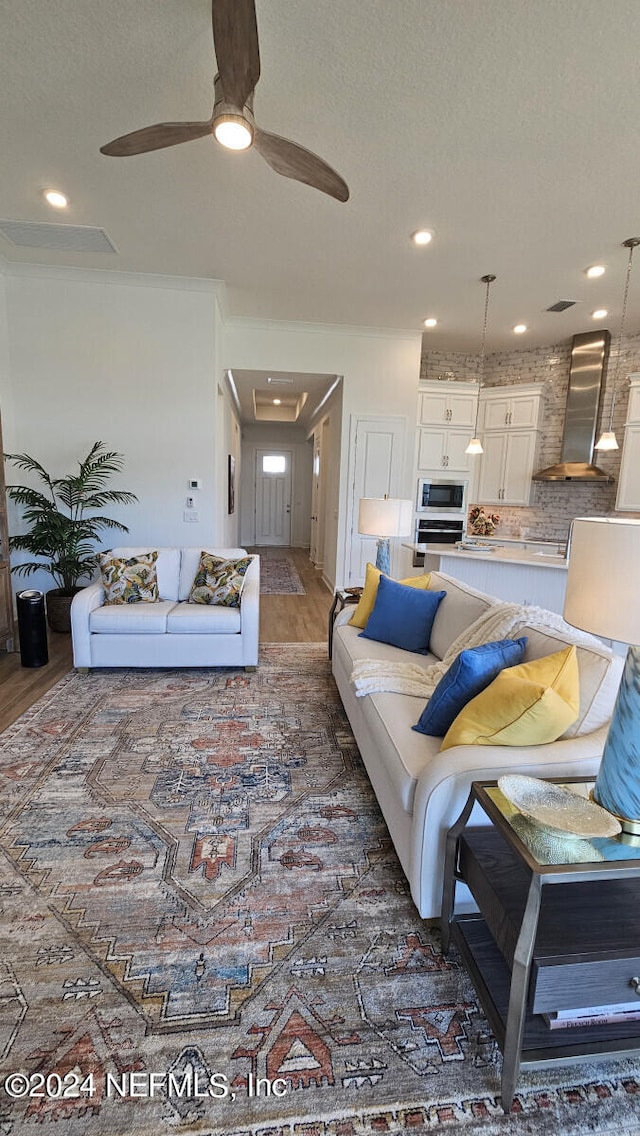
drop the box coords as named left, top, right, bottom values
left=255, top=449, right=292, bottom=545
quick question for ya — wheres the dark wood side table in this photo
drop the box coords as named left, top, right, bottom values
left=327, top=587, right=362, bottom=660
left=441, top=777, right=640, bottom=1111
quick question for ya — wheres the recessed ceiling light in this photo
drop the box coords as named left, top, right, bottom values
left=586, top=265, right=606, bottom=278
left=592, top=308, right=608, bottom=319
left=411, top=229, right=433, bottom=246
left=513, top=324, right=527, bottom=334
left=423, top=317, right=438, bottom=328
left=43, top=189, right=69, bottom=209
left=272, top=398, right=281, bottom=405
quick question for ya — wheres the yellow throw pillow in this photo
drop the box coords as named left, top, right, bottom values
left=348, top=564, right=431, bottom=629
left=441, top=645, right=579, bottom=750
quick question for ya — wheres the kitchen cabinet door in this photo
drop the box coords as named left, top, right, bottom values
left=625, top=379, right=640, bottom=424
left=476, top=429, right=537, bottom=505
left=502, top=430, right=538, bottom=504
left=477, top=432, right=508, bottom=503
left=447, top=391, right=477, bottom=427
left=418, top=384, right=478, bottom=427
left=417, top=427, right=471, bottom=472
left=616, top=424, right=640, bottom=510
left=481, top=388, right=542, bottom=431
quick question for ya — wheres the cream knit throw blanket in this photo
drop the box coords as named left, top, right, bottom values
left=350, top=602, right=597, bottom=699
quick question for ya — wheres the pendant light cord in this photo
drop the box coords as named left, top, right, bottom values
left=471, top=274, right=496, bottom=440
left=608, top=239, right=639, bottom=433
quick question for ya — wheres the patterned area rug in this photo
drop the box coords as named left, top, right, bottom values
left=259, top=556, right=306, bottom=594
left=0, top=645, right=638, bottom=1136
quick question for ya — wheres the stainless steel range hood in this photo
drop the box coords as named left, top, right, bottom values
left=533, top=329, right=614, bottom=482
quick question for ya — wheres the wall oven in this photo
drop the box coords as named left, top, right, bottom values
left=413, top=517, right=464, bottom=568
left=417, top=477, right=468, bottom=515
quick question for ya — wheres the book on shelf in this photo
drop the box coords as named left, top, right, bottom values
left=544, top=1001, right=640, bottom=1029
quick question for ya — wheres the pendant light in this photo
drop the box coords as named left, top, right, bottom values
left=466, top=273, right=497, bottom=455
left=595, top=237, right=640, bottom=451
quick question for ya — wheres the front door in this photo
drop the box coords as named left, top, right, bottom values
left=255, top=450, right=292, bottom=545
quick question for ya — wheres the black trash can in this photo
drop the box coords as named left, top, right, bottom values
left=17, top=589, right=49, bottom=668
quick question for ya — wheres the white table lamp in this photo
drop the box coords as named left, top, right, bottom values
left=358, top=497, right=413, bottom=575
left=563, top=516, right=640, bottom=832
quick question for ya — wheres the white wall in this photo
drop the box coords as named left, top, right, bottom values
left=0, top=265, right=14, bottom=450
left=225, top=318, right=422, bottom=586
left=3, top=265, right=227, bottom=594
left=240, top=424, right=313, bottom=547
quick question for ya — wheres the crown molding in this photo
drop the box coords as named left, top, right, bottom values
left=2, top=261, right=226, bottom=296
left=225, top=314, right=422, bottom=342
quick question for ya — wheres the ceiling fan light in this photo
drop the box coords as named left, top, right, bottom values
left=465, top=437, right=483, bottom=455
left=214, top=115, right=253, bottom=151
left=594, top=430, right=619, bottom=451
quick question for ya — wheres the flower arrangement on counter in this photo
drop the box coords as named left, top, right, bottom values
left=469, top=506, right=500, bottom=536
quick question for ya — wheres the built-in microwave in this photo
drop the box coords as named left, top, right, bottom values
left=417, top=477, right=468, bottom=515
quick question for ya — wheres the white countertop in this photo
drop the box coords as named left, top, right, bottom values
left=408, top=542, right=569, bottom=570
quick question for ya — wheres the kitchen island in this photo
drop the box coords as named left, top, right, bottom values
left=407, top=541, right=569, bottom=614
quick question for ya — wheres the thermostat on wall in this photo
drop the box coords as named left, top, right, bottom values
left=188, top=479, right=202, bottom=490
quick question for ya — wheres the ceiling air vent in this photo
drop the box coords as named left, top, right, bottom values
left=546, top=299, right=577, bottom=313
left=0, top=220, right=117, bottom=254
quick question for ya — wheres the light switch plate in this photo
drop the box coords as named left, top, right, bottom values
left=183, top=510, right=199, bottom=523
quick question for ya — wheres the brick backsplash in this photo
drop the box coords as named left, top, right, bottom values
left=421, top=334, right=640, bottom=539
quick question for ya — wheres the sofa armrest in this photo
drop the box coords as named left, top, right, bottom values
left=409, top=725, right=609, bottom=919
left=70, top=581, right=105, bottom=668
left=240, top=555, right=260, bottom=666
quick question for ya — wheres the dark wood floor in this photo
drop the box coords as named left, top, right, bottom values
left=0, top=547, right=333, bottom=733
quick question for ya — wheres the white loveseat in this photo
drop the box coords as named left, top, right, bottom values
left=332, top=571, right=624, bottom=919
left=71, top=547, right=259, bottom=670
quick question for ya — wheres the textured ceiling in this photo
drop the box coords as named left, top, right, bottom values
left=3, top=0, right=640, bottom=355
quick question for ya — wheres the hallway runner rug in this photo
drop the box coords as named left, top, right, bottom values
left=0, top=644, right=638, bottom=1136
left=258, top=555, right=306, bottom=594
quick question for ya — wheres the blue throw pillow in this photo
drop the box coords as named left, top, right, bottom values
left=359, top=575, right=446, bottom=654
left=413, top=636, right=528, bottom=736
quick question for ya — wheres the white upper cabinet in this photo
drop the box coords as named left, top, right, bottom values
left=479, top=384, right=543, bottom=431
left=417, top=426, right=472, bottom=472
left=477, top=430, right=540, bottom=505
left=615, top=377, right=640, bottom=511
left=476, top=384, right=543, bottom=506
left=418, top=382, right=478, bottom=428
left=416, top=381, right=479, bottom=474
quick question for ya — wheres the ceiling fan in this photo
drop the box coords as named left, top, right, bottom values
left=100, top=0, right=349, bottom=203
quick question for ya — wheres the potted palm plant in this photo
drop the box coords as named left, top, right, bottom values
left=5, top=441, right=138, bottom=632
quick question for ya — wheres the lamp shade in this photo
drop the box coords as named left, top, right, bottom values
left=563, top=517, right=640, bottom=644
left=357, top=498, right=413, bottom=539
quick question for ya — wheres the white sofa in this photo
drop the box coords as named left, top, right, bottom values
left=332, top=571, right=624, bottom=920
left=71, top=547, right=260, bottom=670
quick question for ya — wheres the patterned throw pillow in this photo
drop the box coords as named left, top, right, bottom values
left=99, top=551, right=160, bottom=605
left=188, top=553, right=253, bottom=606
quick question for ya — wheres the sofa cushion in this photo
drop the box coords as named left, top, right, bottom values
left=517, top=624, right=624, bottom=737
left=361, top=689, right=443, bottom=813
left=90, top=600, right=177, bottom=634
left=99, top=551, right=159, bottom=605
left=413, top=636, right=528, bottom=737
left=167, top=603, right=241, bottom=633
left=106, top=547, right=181, bottom=601
left=427, top=572, right=496, bottom=661
left=442, top=645, right=580, bottom=749
left=360, top=576, right=446, bottom=654
left=179, top=547, right=249, bottom=601
left=187, top=552, right=253, bottom=607
left=348, top=563, right=431, bottom=629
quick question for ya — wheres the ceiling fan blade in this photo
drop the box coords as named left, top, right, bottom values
left=101, top=120, right=213, bottom=157
left=212, top=0, right=260, bottom=109
left=253, top=129, right=349, bottom=202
